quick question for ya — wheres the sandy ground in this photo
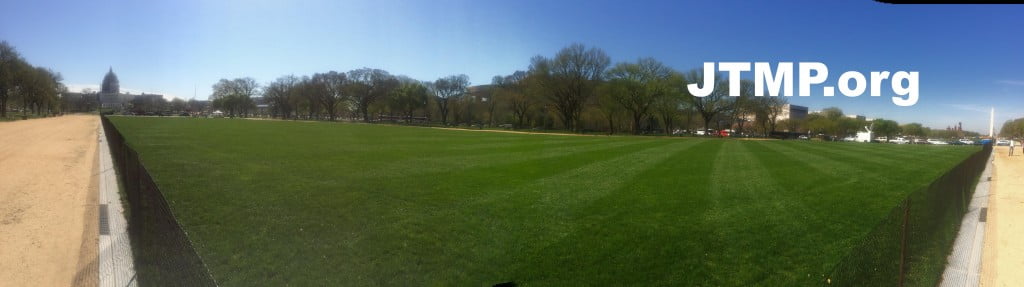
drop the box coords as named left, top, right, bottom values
left=0, top=115, right=99, bottom=287
left=981, top=146, right=1024, bottom=286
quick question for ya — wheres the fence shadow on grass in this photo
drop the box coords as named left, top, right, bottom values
left=824, top=143, right=991, bottom=286
left=101, top=116, right=218, bottom=287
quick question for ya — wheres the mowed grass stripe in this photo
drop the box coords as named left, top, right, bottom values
left=343, top=139, right=703, bottom=284
left=701, top=141, right=830, bottom=285
left=744, top=141, right=882, bottom=280
left=505, top=140, right=724, bottom=285
left=780, top=141, right=973, bottom=184
left=805, top=141, right=969, bottom=165
left=353, top=137, right=638, bottom=180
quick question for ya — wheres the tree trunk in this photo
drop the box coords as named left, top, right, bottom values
left=703, top=116, right=712, bottom=136
left=632, top=114, right=642, bottom=135
left=607, top=116, right=615, bottom=135
left=662, top=115, right=673, bottom=135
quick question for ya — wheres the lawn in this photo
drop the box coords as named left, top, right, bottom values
left=108, top=117, right=979, bottom=286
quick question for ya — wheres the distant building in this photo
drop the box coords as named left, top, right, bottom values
left=96, top=67, right=163, bottom=111
left=778, top=104, right=808, bottom=121
left=466, top=85, right=495, bottom=102
left=844, top=114, right=866, bottom=121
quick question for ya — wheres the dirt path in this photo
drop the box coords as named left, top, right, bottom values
left=0, top=115, right=100, bottom=287
left=981, top=146, right=1024, bottom=286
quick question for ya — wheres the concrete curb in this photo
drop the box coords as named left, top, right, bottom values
left=98, top=123, right=137, bottom=287
left=940, top=150, right=994, bottom=287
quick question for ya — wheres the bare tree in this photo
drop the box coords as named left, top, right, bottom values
left=727, top=79, right=755, bottom=134
left=529, top=44, right=610, bottom=132
left=652, top=73, right=685, bottom=135
left=682, top=68, right=733, bottom=133
left=595, top=83, right=624, bottom=134
left=264, top=75, right=299, bottom=119
left=495, top=71, right=532, bottom=129
left=754, top=96, right=787, bottom=136
left=431, top=74, right=469, bottom=125
left=604, top=58, right=673, bottom=134
left=347, top=68, right=398, bottom=122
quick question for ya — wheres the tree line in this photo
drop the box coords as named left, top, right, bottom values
left=209, top=43, right=801, bottom=136
left=0, top=41, right=64, bottom=119
left=787, top=106, right=977, bottom=140
left=212, top=43, right=967, bottom=139
left=1000, top=118, right=1024, bottom=139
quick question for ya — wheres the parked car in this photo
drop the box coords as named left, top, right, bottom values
left=875, top=136, right=888, bottom=142
left=891, top=137, right=912, bottom=144
left=842, top=136, right=857, bottom=142
left=927, top=139, right=949, bottom=145
left=798, top=135, right=809, bottom=140
left=958, top=139, right=975, bottom=145
left=914, top=138, right=929, bottom=144
left=996, top=139, right=1011, bottom=146
left=696, top=129, right=715, bottom=136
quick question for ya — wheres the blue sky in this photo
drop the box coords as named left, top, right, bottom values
left=2, top=0, right=1023, bottom=132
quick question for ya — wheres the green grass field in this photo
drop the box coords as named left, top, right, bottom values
left=108, top=117, right=979, bottom=286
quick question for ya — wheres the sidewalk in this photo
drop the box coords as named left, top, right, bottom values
left=940, top=148, right=993, bottom=287
left=980, top=146, right=1024, bottom=286
left=98, top=121, right=137, bottom=287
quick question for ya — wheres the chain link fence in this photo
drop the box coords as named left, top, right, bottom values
left=102, top=116, right=218, bottom=286
left=825, top=143, right=992, bottom=286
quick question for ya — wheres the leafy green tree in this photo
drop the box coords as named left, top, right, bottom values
left=0, top=41, right=26, bottom=118
left=901, top=123, right=926, bottom=137
left=310, top=71, right=349, bottom=121
left=999, top=118, right=1024, bottom=138
left=389, top=78, right=429, bottom=123
left=872, top=119, right=901, bottom=139
left=211, top=77, right=258, bottom=117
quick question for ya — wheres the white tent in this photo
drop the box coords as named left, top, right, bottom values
left=856, top=125, right=872, bottom=143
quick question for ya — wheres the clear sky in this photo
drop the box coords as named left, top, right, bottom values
left=2, top=0, right=1023, bottom=133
